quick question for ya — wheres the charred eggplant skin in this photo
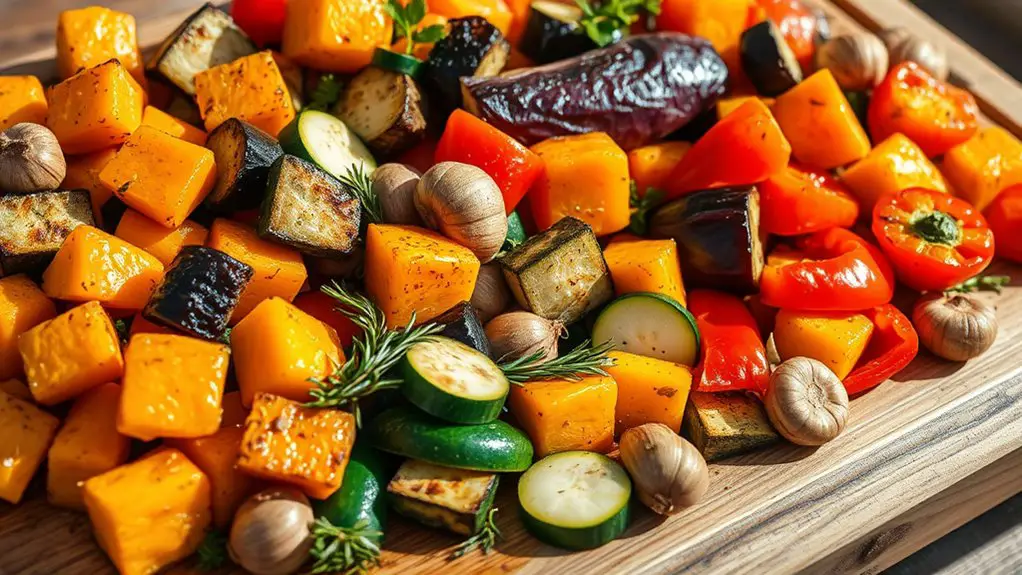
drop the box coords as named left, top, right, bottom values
left=649, top=187, right=764, bottom=295
left=205, top=118, right=283, bottom=213
left=433, top=301, right=491, bottom=357
left=739, top=21, right=802, bottom=97
left=424, top=16, right=510, bottom=119
left=461, top=32, right=728, bottom=150
left=519, top=1, right=606, bottom=65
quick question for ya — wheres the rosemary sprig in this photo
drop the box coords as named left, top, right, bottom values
left=946, top=274, right=1011, bottom=295
left=576, top=0, right=661, bottom=47
left=628, top=181, right=665, bottom=236
left=307, top=518, right=383, bottom=575
left=339, top=163, right=384, bottom=224
left=449, top=508, right=502, bottom=560
left=305, top=283, right=442, bottom=424
left=500, top=340, right=616, bottom=385
left=196, top=529, right=229, bottom=571
left=307, top=74, right=343, bottom=111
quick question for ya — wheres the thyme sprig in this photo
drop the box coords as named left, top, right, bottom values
left=945, top=274, right=1011, bottom=295
left=307, top=518, right=383, bottom=575
left=449, top=508, right=502, bottom=559
left=500, top=340, right=615, bottom=385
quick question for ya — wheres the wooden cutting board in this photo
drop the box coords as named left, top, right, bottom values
left=2, top=1, right=1021, bottom=574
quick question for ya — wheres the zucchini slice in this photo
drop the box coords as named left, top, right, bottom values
left=401, top=336, right=508, bottom=424
left=259, top=155, right=362, bottom=258
left=313, top=442, right=389, bottom=542
left=371, top=48, right=424, bottom=78
left=278, top=110, right=376, bottom=181
left=519, top=1, right=601, bottom=65
left=387, top=459, right=499, bottom=536
left=503, top=210, right=528, bottom=250
left=740, top=21, right=803, bottom=97
left=205, top=118, right=284, bottom=212
left=518, top=451, right=631, bottom=550
left=433, top=302, right=491, bottom=356
left=367, top=405, right=533, bottom=472
left=592, top=292, right=701, bottom=367
left=334, top=66, right=428, bottom=158
left=423, top=16, right=510, bottom=116
left=146, top=3, right=257, bottom=95
left=681, top=391, right=780, bottom=462
left=0, top=190, right=95, bottom=276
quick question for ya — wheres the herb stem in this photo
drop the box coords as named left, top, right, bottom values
left=499, top=340, right=615, bottom=385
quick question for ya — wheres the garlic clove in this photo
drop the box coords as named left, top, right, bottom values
left=229, top=487, right=314, bottom=575
left=764, top=357, right=848, bottom=446
left=880, top=27, right=949, bottom=81
left=372, top=163, right=423, bottom=225
left=619, top=423, right=709, bottom=516
left=471, top=262, right=512, bottom=323
left=913, top=293, right=998, bottom=362
left=0, top=123, right=67, bottom=194
left=414, top=162, right=507, bottom=263
left=815, top=33, right=889, bottom=91
left=485, top=310, right=562, bottom=363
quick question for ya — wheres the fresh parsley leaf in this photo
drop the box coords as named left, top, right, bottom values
left=387, top=0, right=446, bottom=55
left=576, top=0, right=661, bottom=47
left=413, top=24, right=447, bottom=44
left=196, top=530, right=229, bottom=571
left=307, top=74, right=343, bottom=112
left=628, top=180, right=665, bottom=235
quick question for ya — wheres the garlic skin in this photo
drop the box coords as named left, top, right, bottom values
left=485, top=310, right=562, bottom=363
left=815, top=33, right=889, bottom=91
left=415, top=162, right=507, bottom=263
left=764, top=357, right=848, bottom=446
left=471, top=262, right=512, bottom=323
left=372, top=163, right=423, bottom=225
left=913, top=293, right=997, bottom=362
left=880, top=27, right=949, bottom=81
left=619, top=423, right=709, bottom=515
left=0, top=123, right=66, bottom=194
left=229, top=487, right=314, bottom=575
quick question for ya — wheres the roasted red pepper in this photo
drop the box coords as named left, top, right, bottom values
left=843, top=304, right=918, bottom=395
left=984, top=184, right=1022, bottom=263
left=231, top=0, right=288, bottom=47
left=872, top=188, right=994, bottom=292
left=664, top=99, right=791, bottom=199
left=759, top=228, right=895, bottom=311
left=868, top=62, right=979, bottom=158
left=292, top=290, right=362, bottom=348
left=759, top=162, right=860, bottom=236
left=435, top=110, right=544, bottom=214
left=397, top=138, right=438, bottom=174
left=754, top=0, right=821, bottom=71
left=687, top=289, right=770, bottom=395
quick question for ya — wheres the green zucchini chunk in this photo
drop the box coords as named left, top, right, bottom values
left=313, top=442, right=390, bottom=542
left=592, top=292, right=701, bottom=367
left=278, top=109, right=376, bottom=181
left=401, top=336, right=508, bottom=424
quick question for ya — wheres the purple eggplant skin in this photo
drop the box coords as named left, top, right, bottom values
left=460, top=32, right=728, bottom=150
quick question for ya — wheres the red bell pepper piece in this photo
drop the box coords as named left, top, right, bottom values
left=397, top=138, right=438, bottom=174
left=843, top=304, right=918, bottom=395
left=292, top=290, right=362, bottom=349
left=759, top=162, right=860, bottom=236
left=868, top=62, right=979, bottom=158
left=755, top=0, right=821, bottom=71
left=688, top=290, right=770, bottom=395
left=984, top=183, right=1022, bottom=263
left=231, top=0, right=288, bottom=47
left=759, top=228, right=895, bottom=311
left=872, top=188, right=994, bottom=292
left=664, top=99, right=791, bottom=199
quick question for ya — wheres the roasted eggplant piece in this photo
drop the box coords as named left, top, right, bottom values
left=649, top=187, right=764, bottom=295
left=147, top=3, right=257, bottom=95
left=259, top=155, right=361, bottom=258
left=99, top=196, right=129, bottom=233
left=387, top=459, right=499, bottom=536
left=682, top=391, right=779, bottom=462
left=143, top=246, right=253, bottom=340
left=0, top=190, right=95, bottom=277
left=335, top=66, right=428, bottom=158
left=740, top=21, right=803, bottom=97
left=433, top=302, right=491, bottom=356
left=519, top=1, right=607, bottom=64
left=206, top=118, right=284, bottom=212
left=462, top=33, right=728, bottom=150
left=424, top=16, right=510, bottom=117
left=501, top=216, right=613, bottom=325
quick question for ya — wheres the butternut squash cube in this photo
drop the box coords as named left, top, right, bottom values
left=607, top=351, right=693, bottom=434
left=62, top=147, right=120, bottom=223
left=99, top=126, right=217, bottom=229
left=167, top=427, right=258, bottom=527
left=942, top=127, right=1022, bottom=211
left=194, top=51, right=296, bottom=136
left=0, top=75, right=48, bottom=130
left=83, top=448, right=211, bottom=575
left=627, top=141, right=691, bottom=195
left=0, top=275, right=56, bottom=380
left=206, top=219, right=307, bottom=322
left=238, top=393, right=356, bottom=499
left=0, top=379, right=32, bottom=401
left=603, top=238, right=687, bottom=307
left=773, top=309, right=874, bottom=380
left=508, top=374, right=617, bottom=457
left=282, top=0, right=393, bottom=73
left=47, top=383, right=130, bottom=509
left=231, top=297, right=344, bottom=406
left=19, top=301, right=123, bottom=405
left=0, top=390, right=60, bottom=503
left=56, top=7, right=144, bottom=83
left=115, top=210, right=209, bottom=266
left=42, top=226, right=164, bottom=311
left=842, top=133, right=950, bottom=214
left=128, top=313, right=178, bottom=337
left=118, top=334, right=230, bottom=441
left=364, top=224, right=480, bottom=328
left=140, top=106, right=208, bottom=146
left=717, top=96, right=774, bottom=120
left=46, top=60, right=145, bottom=155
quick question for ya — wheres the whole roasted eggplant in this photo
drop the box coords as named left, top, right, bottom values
left=461, top=33, right=728, bottom=150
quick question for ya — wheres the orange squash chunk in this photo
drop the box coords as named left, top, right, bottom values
left=657, top=0, right=750, bottom=73
left=508, top=374, right=617, bottom=457
left=83, top=448, right=211, bottom=575
left=231, top=297, right=344, bottom=406
left=118, top=334, right=230, bottom=441
left=942, top=127, right=1022, bottom=211
left=0, top=390, right=60, bottom=504
left=842, top=133, right=950, bottom=214
left=42, top=226, right=164, bottom=310
left=19, top=301, right=124, bottom=405
left=128, top=313, right=178, bottom=337
left=115, top=210, right=209, bottom=266
left=606, top=351, right=693, bottom=434
left=0, top=379, right=32, bottom=401
left=99, top=126, right=217, bottom=229
left=140, top=106, right=208, bottom=146
left=628, top=141, right=691, bottom=196
left=238, top=393, right=356, bottom=499
left=717, top=96, right=774, bottom=120
left=47, top=383, right=130, bottom=509
left=194, top=51, right=296, bottom=136
left=0, top=275, right=57, bottom=380
left=56, top=7, right=144, bottom=83
left=62, top=148, right=120, bottom=224
left=282, top=0, right=393, bottom=73
left=364, top=224, right=480, bottom=328
left=603, top=238, right=687, bottom=306
left=529, top=132, right=631, bottom=236
left=207, top=219, right=308, bottom=322
left=0, top=76, right=48, bottom=130
left=167, top=427, right=258, bottom=527
left=46, top=60, right=145, bottom=155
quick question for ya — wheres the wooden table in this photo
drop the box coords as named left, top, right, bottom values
left=2, top=1, right=1022, bottom=574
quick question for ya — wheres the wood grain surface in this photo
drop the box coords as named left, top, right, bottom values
left=2, top=1, right=1022, bottom=574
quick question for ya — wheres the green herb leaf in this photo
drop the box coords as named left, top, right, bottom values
left=413, top=24, right=447, bottom=44
left=449, top=507, right=502, bottom=559
left=575, top=0, right=658, bottom=47
left=112, top=318, right=130, bottom=344
left=307, top=517, right=383, bottom=574
left=406, top=0, right=427, bottom=30
left=500, top=340, right=616, bottom=385
left=628, top=181, right=665, bottom=236
left=339, top=163, right=384, bottom=225
left=308, top=74, right=343, bottom=112
left=387, top=0, right=444, bottom=55
left=945, top=274, right=1011, bottom=295
left=196, top=530, right=229, bottom=571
